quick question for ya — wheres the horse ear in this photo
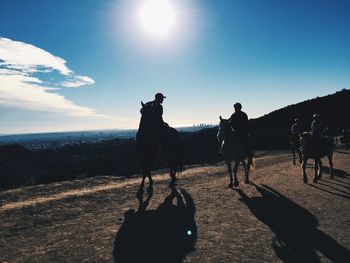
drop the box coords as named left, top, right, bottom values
left=141, top=101, right=145, bottom=107
left=219, top=115, right=223, bottom=121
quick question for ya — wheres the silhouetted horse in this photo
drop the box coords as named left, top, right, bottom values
left=135, top=101, right=183, bottom=197
left=300, top=132, right=334, bottom=183
left=290, top=134, right=302, bottom=165
left=217, top=116, right=254, bottom=187
left=113, top=187, right=197, bottom=263
left=339, top=135, right=349, bottom=149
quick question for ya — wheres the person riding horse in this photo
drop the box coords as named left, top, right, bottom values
left=136, top=93, right=182, bottom=195
left=137, top=93, right=169, bottom=143
left=310, top=113, right=323, bottom=150
left=311, top=113, right=323, bottom=138
left=299, top=113, right=334, bottom=183
left=227, top=102, right=253, bottom=160
left=291, top=118, right=303, bottom=138
left=290, top=118, right=303, bottom=164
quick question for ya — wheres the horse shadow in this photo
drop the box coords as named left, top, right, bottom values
left=113, top=187, right=197, bottom=263
left=308, top=183, right=350, bottom=201
left=325, top=167, right=350, bottom=178
left=234, top=183, right=350, bottom=263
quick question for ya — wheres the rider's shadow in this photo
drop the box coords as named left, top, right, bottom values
left=113, top=187, right=197, bottom=263
left=235, top=184, right=350, bottom=263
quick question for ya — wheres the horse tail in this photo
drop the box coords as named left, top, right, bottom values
left=168, top=127, right=184, bottom=174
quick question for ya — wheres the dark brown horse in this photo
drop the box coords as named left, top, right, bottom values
left=300, top=132, right=334, bottom=183
left=136, top=101, right=183, bottom=197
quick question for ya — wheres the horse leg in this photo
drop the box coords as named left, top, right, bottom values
left=292, top=148, right=296, bottom=165
left=298, top=149, right=303, bottom=164
left=313, top=159, right=319, bottom=183
left=246, top=157, right=251, bottom=177
left=137, top=165, right=147, bottom=198
left=302, top=157, right=308, bottom=183
left=242, top=160, right=249, bottom=184
left=227, top=161, right=233, bottom=188
left=146, top=170, right=153, bottom=195
left=233, top=161, right=239, bottom=187
left=318, top=158, right=323, bottom=180
left=137, top=175, right=146, bottom=198
left=169, top=166, right=177, bottom=188
left=328, top=152, right=334, bottom=179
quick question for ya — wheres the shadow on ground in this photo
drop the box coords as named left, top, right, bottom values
left=234, top=183, right=350, bottom=263
left=113, top=187, right=197, bottom=263
left=322, top=166, right=350, bottom=178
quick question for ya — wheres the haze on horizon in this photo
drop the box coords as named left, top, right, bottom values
left=0, top=0, right=349, bottom=135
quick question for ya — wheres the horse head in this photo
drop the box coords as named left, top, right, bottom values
left=139, top=101, right=155, bottom=128
left=218, top=115, right=227, bottom=131
left=218, top=116, right=233, bottom=142
left=140, top=101, right=146, bottom=114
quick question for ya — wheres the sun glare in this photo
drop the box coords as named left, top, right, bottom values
left=138, top=0, right=176, bottom=40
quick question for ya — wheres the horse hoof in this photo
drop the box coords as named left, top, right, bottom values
left=293, top=161, right=296, bottom=165
left=245, top=179, right=250, bottom=184
left=228, top=183, right=233, bottom=188
left=303, top=176, right=308, bottom=183
left=313, top=178, right=318, bottom=183
left=234, top=180, right=239, bottom=187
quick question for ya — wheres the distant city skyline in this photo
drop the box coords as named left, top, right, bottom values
left=1, top=0, right=349, bottom=134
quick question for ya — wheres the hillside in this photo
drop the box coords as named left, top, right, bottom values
left=249, top=89, right=350, bottom=149
left=1, top=151, right=349, bottom=262
left=250, top=89, right=350, bottom=132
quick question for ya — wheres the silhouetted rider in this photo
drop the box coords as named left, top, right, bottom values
left=310, top=113, right=323, bottom=150
left=291, top=118, right=303, bottom=137
left=228, top=102, right=253, bottom=158
left=311, top=113, right=323, bottom=137
left=145, top=92, right=169, bottom=137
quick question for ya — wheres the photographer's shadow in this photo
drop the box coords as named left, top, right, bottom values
left=113, top=187, right=197, bottom=263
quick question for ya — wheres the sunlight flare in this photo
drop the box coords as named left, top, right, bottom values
left=138, top=0, right=177, bottom=40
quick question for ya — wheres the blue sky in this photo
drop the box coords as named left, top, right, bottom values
left=0, top=0, right=349, bottom=134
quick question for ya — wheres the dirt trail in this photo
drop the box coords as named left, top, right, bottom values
left=0, top=151, right=349, bottom=262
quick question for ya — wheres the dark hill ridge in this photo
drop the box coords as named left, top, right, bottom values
left=250, top=89, right=350, bottom=132
left=0, top=89, right=348, bottom=189
left=248, top=89, right=350, bottom=149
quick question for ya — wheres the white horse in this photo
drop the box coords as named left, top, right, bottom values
left=217, top=116, right=254, bottom=187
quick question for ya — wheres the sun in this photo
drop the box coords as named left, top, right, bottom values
left=138, top=0, right=177, bottom=40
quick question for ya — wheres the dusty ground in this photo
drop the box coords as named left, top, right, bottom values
left=1, top=151, right=349, bottom=262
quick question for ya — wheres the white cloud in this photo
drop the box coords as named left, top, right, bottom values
left=0, top=74, right=99, bottom=117
left=62, top=75, right=95, bottom=88
left=0, top=37, right=71, bottom=75
left=0, top=37, right=106, bottom=118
